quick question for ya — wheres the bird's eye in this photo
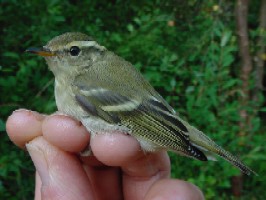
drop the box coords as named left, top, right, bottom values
left=70, top=46, right=81, bottom=56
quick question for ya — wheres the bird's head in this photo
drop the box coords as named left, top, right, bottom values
left=26, top=32, right=106, bottom=77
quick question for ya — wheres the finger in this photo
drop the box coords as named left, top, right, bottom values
left=90, top=132, right=141, bottom=166
left=90, top=133, right=171, bottom=200
left=6, top=109, right=45, bottom=148
left=27, top=136, right=95, bottom=200
left=80, top=133, right=131, bottom=200
left=145, top=179, right=204, bottom=200
left=42, top=114, right=90, bottom=152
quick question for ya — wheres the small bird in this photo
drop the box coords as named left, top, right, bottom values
left=27, top=32, right=254, bottom=175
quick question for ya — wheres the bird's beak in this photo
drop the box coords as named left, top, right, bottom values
left=26, top=47, right=56, bottom=57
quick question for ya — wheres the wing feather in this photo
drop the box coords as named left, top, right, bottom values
left=73, top=74, right=207, bottom=161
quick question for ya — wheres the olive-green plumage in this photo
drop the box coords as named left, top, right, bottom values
left=27, top=32, right=255, bottom=175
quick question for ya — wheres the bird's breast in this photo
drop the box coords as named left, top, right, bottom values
left=54, top=78, right=85, bottom=120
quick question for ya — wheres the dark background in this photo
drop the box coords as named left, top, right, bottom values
left=0, top=0, right=265, bottom=199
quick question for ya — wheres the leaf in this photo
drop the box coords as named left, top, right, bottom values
left=127, top=24, right=134, bottom=32
left=220, top=30, right=232, bottom=47
left=222, top=54, right=234, bottom=67
left=0, top=119, right=5, bottom=131
left=2, top=52, right=19, bottom=59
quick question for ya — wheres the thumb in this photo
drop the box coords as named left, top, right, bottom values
left=26, top=136, right=94, bottom=200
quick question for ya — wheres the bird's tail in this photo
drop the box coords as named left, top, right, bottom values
left=181, top=120, right=256, bottom=176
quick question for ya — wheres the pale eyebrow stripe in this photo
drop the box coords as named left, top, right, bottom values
left=68, top=41, right=97, bottom=47
left=67, top=41, right=106, bottom=51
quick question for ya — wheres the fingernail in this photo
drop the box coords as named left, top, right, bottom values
left=26, top=142, right=50, bottom=185
left=12, top=109, right=45, bottom=121
left=29, top=111, right=46, bottom=121
left=12, top=108, right=29, bottom=114
left=50, top=111, right=70, bottom=118
left=47, top=113, right=84, bottom=128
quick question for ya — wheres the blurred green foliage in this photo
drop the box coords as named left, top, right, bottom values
left=0, top=0, right=265, bottom=199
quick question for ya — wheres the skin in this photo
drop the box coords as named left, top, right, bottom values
left=6, top=109, right=204, bottom=200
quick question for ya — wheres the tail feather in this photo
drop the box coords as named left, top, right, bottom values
left=214, top=145, right=257, bottom=176
left=182, top=120, right=256, bottom=175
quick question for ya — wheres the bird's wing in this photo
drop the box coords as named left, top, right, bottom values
left=73, top=74, right=207, bottom=161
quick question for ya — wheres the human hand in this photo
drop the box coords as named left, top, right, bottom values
left=6, top=109, right=204, bottom=200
